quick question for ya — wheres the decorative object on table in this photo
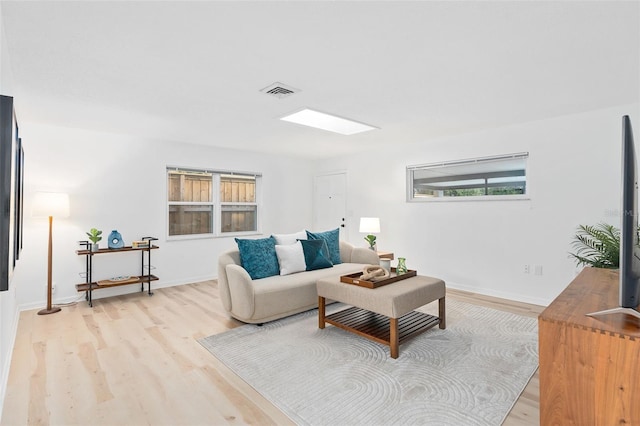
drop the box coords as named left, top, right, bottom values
left=396, top=257, right=408, bottom=275
left=132, top=240, right=150, bottom=249
left=32, top=192, right=70, bottom=315
left=360, top=265, right=390, bottom=282
left=359, top=217, right=380, bottom=250
left=568, top=223, right=621, bottom=269
left=107, top=275, right=132, bottom=281
left=108, top=230, right=124, bottom=249
left=97, top=276, right=139, bottom=286
left=340, top=268, right=417, bottom=288
left=86, top=228, right=102, bottom=252
left=380, top=258, right=391, bottom=273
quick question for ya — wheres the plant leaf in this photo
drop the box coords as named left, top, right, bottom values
left=568, top=222, right=621, bottom=269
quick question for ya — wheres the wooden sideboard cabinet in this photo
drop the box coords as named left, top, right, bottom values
left=538, top=267, right=640, bottom=425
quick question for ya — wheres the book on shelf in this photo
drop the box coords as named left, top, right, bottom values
left=132, top=240, right=150, bottom=248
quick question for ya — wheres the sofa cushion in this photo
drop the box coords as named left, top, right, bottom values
left=300, top=239, right=333, bottom=271
left=306, top=228, right=341, bottom=265
left=249, top=262, right=367, bottom=321
left=272, top=230, right=307, bottom=245
left=275, top=241, right=307, bottom=276
left=235, top=236, right=279, bottom=279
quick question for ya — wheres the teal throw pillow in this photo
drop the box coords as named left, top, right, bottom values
left=300, top=239, right=333, bottom=271
left=235, top=237, right=280, bottom=279
left=306, top=228, right=341, bottom=265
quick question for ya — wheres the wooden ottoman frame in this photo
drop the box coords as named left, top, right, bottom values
left=317, top=275, right=446, bottom=359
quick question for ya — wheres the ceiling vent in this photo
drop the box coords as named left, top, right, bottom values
left=260, top=82, right=300, bottom=99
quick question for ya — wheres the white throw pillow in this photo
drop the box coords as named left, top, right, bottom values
left=272, top=230, right=307, bottom=246
left=275, top=241, right=307, bottom=276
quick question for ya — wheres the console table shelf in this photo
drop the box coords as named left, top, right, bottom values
left=76, top=245, right=159, bottom=256
left=75, top=274, right=159, bottom=292
left=76, top=239, right=159, bottom=307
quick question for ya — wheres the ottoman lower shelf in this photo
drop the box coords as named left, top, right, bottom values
left=323, top=305, right=441, bottom=357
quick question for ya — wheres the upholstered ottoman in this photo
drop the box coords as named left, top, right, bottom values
left=317, top=274, right=446, bottom=358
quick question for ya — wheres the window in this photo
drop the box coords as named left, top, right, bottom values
left=407, top=153, right=528, bottom=201
left=167, top=167, right=261, bottom=238
left=220, top=174, right=258, bottom=233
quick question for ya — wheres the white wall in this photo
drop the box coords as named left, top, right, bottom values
left=0, top=3, right=19, bottom=419
left=12, top=123, right=314, bottom=310
left=316, top=104, right=640, bottom=306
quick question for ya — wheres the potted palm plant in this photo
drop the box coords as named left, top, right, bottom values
left=86, top=228, right=102, bottom=252
left=569, top=223, right=620, bottom=269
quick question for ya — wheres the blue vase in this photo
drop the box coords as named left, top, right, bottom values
left=108, top=230, right=124, bottom=249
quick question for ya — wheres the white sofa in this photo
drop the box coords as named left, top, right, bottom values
left=218, top=241, right=379, bottom=323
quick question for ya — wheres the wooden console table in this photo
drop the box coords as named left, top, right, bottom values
left=539, top=267, right=640, bottom=425
left=75, top=238, right=159, bottom=307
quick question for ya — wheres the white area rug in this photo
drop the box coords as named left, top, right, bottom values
left=199, top=300, right=538, bottom=426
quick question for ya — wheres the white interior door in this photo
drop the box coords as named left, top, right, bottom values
left=313, top=172, right=347, bottom=238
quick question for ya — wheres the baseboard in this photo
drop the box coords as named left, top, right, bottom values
left=446, top=281, right=550, bottom=307
left=19, top=293, right=85, bottom=312
left=18, top=275, right=217, bottom=311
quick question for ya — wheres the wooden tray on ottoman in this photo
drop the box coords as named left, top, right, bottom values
left=340, top=268, right=417, bottom=289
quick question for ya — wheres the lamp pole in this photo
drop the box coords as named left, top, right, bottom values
left=38, top=215, right=61, bottom=315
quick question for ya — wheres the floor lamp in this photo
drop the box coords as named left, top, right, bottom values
left=32, top=192, right=70, bottom=315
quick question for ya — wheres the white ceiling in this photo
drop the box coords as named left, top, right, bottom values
left=1, top=1, right=639, bottom=159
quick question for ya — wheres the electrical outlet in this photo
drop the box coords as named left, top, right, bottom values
left=535, top=265, right=543, bottom=276
left=524, top=265, right=530, bottom=274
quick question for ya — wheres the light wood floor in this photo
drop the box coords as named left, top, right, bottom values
left=1, top=281, right=544, bottom=426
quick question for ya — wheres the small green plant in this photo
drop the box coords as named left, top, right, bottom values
left=86, top=228, right=102, bottom=244
left=569, top=223, right=620, bottom=269
left=364, top=234, right=377, bottom=249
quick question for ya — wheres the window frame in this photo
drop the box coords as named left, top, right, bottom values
left=216, top=173, right=261, bottom=237
left=166, top=166, right=262, bottom=240
left=406, top=152, right=530, bottom=202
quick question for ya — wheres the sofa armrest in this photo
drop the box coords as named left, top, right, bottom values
left=225, top=264, right=256, bottom=320
left=350, top=247, right=380, bottom=265
left=218, top=249, right=241, bottom=312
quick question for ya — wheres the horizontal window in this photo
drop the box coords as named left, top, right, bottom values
left=407, top=153, right=529, bottom=201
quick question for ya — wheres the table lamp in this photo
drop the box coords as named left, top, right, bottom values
left=32, top=192, right=69, bottom=315
left=359, top=217, right=380, bottom=250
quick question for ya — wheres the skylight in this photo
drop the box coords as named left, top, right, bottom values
left=279, top=108, right=378, bottom=135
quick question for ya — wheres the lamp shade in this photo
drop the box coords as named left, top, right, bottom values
left=32, top=192, right=70, bottom=218
left=359, top=217, right=380, bottom=234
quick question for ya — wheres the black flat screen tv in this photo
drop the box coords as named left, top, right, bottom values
left=0, top=95, right=15, bottom=292
left=588, top=115, right=640, bottom=319
left=0, top=95, right=24, bottom=292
